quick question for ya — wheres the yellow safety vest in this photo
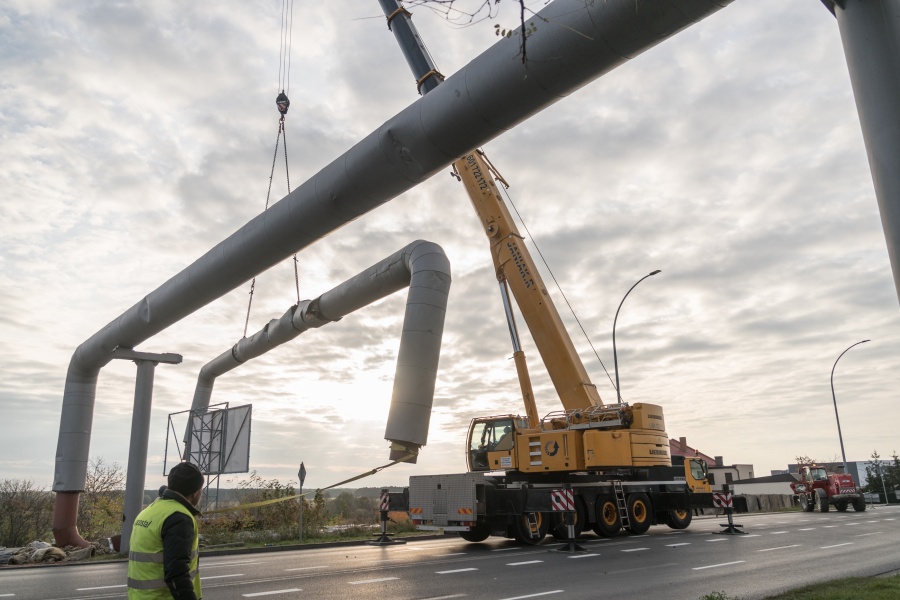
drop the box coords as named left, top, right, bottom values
left=127, top=498, right=201, bottom=599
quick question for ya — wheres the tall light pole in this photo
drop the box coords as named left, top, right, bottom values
left=830, top=339, right=869, bottom=476
left=613, top=270, right=661, bottom=405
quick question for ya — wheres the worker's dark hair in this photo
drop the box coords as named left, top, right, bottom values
left=167, top=462, right=205, bottom=496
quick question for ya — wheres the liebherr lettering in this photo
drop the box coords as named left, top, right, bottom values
left=506, top=240, right=535, bottom=288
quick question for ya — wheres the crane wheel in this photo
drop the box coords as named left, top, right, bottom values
left=626, top=493, right=652, bottom=534
left=815, top=489, right=830, bottom=513
left=592, top=498, right=622, bottom=537
left=666, top=508, right=692, bottom=529
left=852, top=497, right=867, bottom=512
left=512, top=512, right=547, bottom=545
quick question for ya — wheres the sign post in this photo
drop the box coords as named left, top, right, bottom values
left=298, top=462, right=306, bottom=544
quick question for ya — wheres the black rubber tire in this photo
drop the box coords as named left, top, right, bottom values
left=626, top=493, right=652, bottom=534
left=799, top=494, right=814, bottom=512
left=852, top=497, right=867, bottom=512
left=666, top=508, right=693, bottom=530
left=512, top=512, right=548, bottom=545
left=592, top=498, right=622, bottom=537
left=835, top=501, right=849, bottom=512
left=815, top=488, right=830, bottom=513
left=459, top=523, right=491, bottom=542
left=550, top=499, right=585, bottom=541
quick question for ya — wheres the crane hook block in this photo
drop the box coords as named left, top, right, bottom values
left=276, top=91, right=290, bottom=115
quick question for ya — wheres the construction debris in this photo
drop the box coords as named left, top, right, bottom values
left=1, top=540, right=114, bottom=565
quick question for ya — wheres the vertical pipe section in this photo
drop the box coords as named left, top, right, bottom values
left=832, top=0, right=900, bottom=303
left=121, top=360, right=156, bottom=555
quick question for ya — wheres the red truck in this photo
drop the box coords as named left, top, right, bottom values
left=790, top=465, right=865, bottom=512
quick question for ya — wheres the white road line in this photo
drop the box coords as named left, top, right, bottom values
left=498, top=591, right=564, bottom=600
left=442, top=552, right=467, bottom=556
left=568, top=553, right=601, bottom=559
left=757, top=545, right=801, bottom=552
left=886, top=518, right=896, bottom=521
left=798, top=528, right=816, bottom=531
left=821, top=542, right=854, bottom=549
left=422, top=595, right=468, bottom=600
left=491, top=547, right=523, bottom=552
left=823, top=525, right=837, bottom=528
left=666, top=543, right=691, bottom=547
left=508, top=560, right=544, bottom=566
left=285, top=565, right=329, bottom=571
left=621, top=548, right=649, bottom=552
left=349, top=577, right=399, bottom=585
left=866, top=521, right=878, bottom=523
left=738, top=534, right=761, bottom=538
left=846, top=522, right=861, bottom=526
left=76, top=585, right=127, bottom=590
left=205, top=560, right=263, bottom=567
left=664, top=531, right=686, bottom=535
left=0, top=594, right=13, bottom=598
left=770, top=531, right=788, bottom=534
left=243, top=590, right=302, bottom=598
left=706, top=538, right=727, bottom=543
left=436, top=568, right=479, bottom=574
left=693, top=561, right=746, bottom=571
left=856, top=532, right=882, bottom=537
left=205, top=574, right=245, bottom=580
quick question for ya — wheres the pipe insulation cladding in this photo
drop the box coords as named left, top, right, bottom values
left=187, top=240, right=451, bottom=460
left=53, top=0, right=734, bottom=547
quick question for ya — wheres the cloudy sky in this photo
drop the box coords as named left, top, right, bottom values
left=1, top=0, right=898, bottom=495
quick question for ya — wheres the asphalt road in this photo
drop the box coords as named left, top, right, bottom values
left=3, top=506, right=898, bottom=600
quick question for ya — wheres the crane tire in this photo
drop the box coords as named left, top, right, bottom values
left=625, top=493, right=652, bottom=534
left=666, top=508, right=692, bottom=529
left=592, top=498, right=622, bottom=537
left=815, top=488, right=830, bottom=512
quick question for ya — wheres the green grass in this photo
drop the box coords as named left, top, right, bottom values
left=700, top=574, right=900, bottom=599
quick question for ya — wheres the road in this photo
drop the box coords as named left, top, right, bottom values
left=3, top=506, right=898, bottom=600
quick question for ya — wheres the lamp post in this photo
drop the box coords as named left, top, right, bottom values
left=830, top=339, right=869, bottom=476
left=613, top=270, right=661, bottom=405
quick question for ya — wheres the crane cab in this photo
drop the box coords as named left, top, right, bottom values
left=467, top=416, right=526, bottom=472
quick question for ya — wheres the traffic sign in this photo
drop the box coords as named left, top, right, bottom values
left=298, top=462, right=306, bottom=488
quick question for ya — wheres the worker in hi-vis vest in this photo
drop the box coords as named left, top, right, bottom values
left=127, top=462, right=205, bottom=600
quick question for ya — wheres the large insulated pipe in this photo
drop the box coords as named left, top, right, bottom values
left=826, top=0, right=900, bottom=304
left=53, top=0, right=734, bottom=547
left=186, top=240, right=451, bottom=461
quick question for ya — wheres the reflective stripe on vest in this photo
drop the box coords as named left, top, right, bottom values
left=127, top=498, right=201, bottom=599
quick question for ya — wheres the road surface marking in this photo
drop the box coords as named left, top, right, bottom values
left=666, top=543, right=691, bottom=547
left=886, top=518, right=896, bottom=521
left=738, top=534, right=761, bottom=538
left=422, top=595, right=468, bottom=600
left=798, top=528, right=815, bottom=531
left=821, top=542, right=854, bottom=549
left=436, top=568, right=479, bottom=574
left=770, top=531, right=788, bottom=534
left=205, top=574, right=245, bottom=580
left=693, top=561, right=746, bottom=570
left=845, top=522, right=861, bottom=526
left=508, top=560, right=544, bottom=566
left=349, top=577, right=399, bottom=584
left=206, top=560, right=263, bottom=567
left=621, top=548, right=649, bottom=552
left=664, top=531, right=686, bottom=535
left=285, top=565, right=329, bottom=571
left=823, top=525, right=837, bottom=528
left=0, top=594, right=13, bottom=598
left=243, top=590, right=302, bottom=598
left=441, top=552, right=467, bottom=556
left=76, top=585, right=127, bottom=590
left=757, top=545, right=801, bottom=552
left=568, top=553, right=601, bottom=559
left=491, top=547, right=523, bottom=552
left=498, top=592, right=563, bottom=600
left=706, top=538, right=727, bottom=543
left=856, top=532, right=881, bottom=537
left=866, top=520, right=878, bottom=523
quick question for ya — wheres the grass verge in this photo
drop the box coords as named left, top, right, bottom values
left=701, top=574, right=900, bottom=599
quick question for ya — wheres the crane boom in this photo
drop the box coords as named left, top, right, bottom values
left=455, top=150, right=603, bottom=422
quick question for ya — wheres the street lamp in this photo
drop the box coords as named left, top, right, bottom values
left=613, top=270, right=661, bottom=405
left=830, top=339, right=870, bottom=476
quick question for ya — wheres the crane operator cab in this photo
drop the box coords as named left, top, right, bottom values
left=467, top=416, right=527, bottom=472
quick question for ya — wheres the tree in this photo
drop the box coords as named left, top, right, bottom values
left=77, top=457, right=125, bottom=541
left=864, top=450, right=899, bottom=502
left=0, top=479, right=53, bottom=547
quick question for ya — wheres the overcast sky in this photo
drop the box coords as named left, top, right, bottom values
left=1, top=0, right=898, bottom=494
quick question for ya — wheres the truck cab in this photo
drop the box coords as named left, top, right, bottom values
left=467, top=416, right=527, bottom=472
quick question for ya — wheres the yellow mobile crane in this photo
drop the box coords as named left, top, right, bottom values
left=406, top=152, right=708, bottom=543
